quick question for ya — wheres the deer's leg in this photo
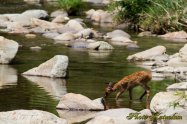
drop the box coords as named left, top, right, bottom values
left=115, top=89, right=125, bottom=100
left=129, top=88, right=133, bottom=100
left=139, top=84, right=150, bottom=100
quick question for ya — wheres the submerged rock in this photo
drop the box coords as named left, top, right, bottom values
left=127, top=46, right=166, bottom=61
left=30, top=46, right=42, bottom=51
left=56, top=93, right=105, bottom=111
left=22, top=55, right=68, bottom=78
left=0, top=36, right=19, bottom=64
left=0, top=110, right=67, bottom=124
left=25, top=34, right=36, bottom=38
left=138, top=31, right=156, bottom=37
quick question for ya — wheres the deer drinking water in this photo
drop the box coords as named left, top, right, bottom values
left=104, top=71, right=152, bottom=100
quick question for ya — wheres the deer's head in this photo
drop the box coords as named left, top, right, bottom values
left=104, top=82, right=114, bottom=98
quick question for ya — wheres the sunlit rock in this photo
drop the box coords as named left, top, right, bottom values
left=7, top=22, right=30, bottom=34
left=31, top=18, right=64, bottom=30
left=50, top=9, right=68, bottom=18
left=22, top=55, right=68, bottom=78
left=106, top=30, right=131, bottom=39
left=159, top=31, right=187, bottom=42
left=25, top=34, right=36, bottom=38
left=52, top=15, right=69, bottom=23
left=23, top=76, right=67, bottom=99
left=0, top=36, right=19, bottom=64
left=65, top=20, right=84, bottom=32
left=127, top=46, right=166, bottom=61
left=86, top=108, right=152, bottom=124
left=0, top=110, right=67, bottom=124
left=57, top=110, right=97, bottom=123
left=150, top=92, right=187, bottom=114
left=75, top=28, right=98, bottom=39
left=0, top=65, right=17, bottom=89
left=167, top=82, right=187, bottom=91
left=56, top=93, right=105, bottom=111
left=87, top=41, right=114, bottom=50
left=43, top=32, right=59, bottom=39
left=54, top=32, right=76, bottom=41
left=167, top=57, right=187, bottom=67
left=179, top=44, right=187, bottom=62
left=88, top=50, right=112, bottom=59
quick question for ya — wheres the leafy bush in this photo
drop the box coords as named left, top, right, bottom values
left=108, top=0, right=187, bottom=34
left=58, top=0, right=85, bottom=15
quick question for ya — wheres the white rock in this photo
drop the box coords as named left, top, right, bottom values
left=0, top=36, right=19, bottom=64
left=87, top=41, right=114, bottom=50
left=150, top=92, right=187, bottom=113
left=23, top=76, right=67, bottom=99
left=43, top=32, right=59, bottom=39
left=167, top=82, right=187, bottom=91
left=65, top=20, right=84, bottom=32
left=127, top=46, right=166, bottom=61
left=159, top=30, right=187, bottom=39
left=75, top=28, right=97, bottom=38
left=167, top=57, right=187, bottom=67
left=106, top=30, right=131, bottom=39
left=52, top=15, right=69, bottom=23
left=179, top=44, right=187, bottom=62
left=57, top=110, right=97, bottom=124
left=22, top=9, right=48, bottom=19
left=50, top=9, right=68, bottom=18
left=152, top=66, right=174, bottom=73
left=22, top=55, right=68, bottom=78
left=0, top=110, right=67, bottom=124
left=86, top=9, right=95, bottom=18
left=56, top=93, right=105, bottom=110
left=87, top=108, right=152, bottom=124
left=7, top=22, right=30, bottom=34
left=31, top=18, right=64, bottom=30
left=54, top=32, right=76, bottom=41
left=138, top=31, right=156, bottom=37
left=110, top=36, right=133, bottom=44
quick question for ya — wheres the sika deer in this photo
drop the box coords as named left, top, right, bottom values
left=104, top=71, right=152, bottom=100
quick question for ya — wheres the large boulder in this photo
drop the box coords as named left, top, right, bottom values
left=4, top=10, right=48, bottom=26
left=0, top=36, right=19, bottom=64
left=23, top=76, right=67, bottom=99
left=86, top=108, right=152, bottom=124
left=22, top=55, right=68, bottom=78
left=87, top=41, right=114, bottom=50
left=150, top=92, right=187, bottom=114
left=0, top=110, right=67, bottom=124
left=127, top=46, right=166, bottom=61
left=56, top=93, right=105, bottom=111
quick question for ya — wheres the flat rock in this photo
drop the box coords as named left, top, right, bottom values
left=0, top=36, right=19, bottom=64
left=56, top=93, right=105, bottom=111
left=22, top=55, right=68, bottom=78
left=127, top=46, right=166, bottom=61
left=159, top=31, right=187, bottom=41
left=0, top=110, right=67, bottom=124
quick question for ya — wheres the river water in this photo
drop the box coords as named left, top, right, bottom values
left=0, top=1, right=185, bottom=121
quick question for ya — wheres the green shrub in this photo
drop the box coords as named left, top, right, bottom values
left=58, top=0, right=85, bottom=15
left=108, top=0, right=187, bottom=34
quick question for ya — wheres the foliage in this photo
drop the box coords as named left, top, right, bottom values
left=108, top=0, right=187, bottom=34
left=58, top=0, right=85, bottom=15
left=169, top=91, right=187, bottom=109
